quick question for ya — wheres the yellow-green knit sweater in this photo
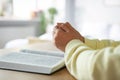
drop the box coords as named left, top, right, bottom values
left=65, top=38, right=120, bottom=80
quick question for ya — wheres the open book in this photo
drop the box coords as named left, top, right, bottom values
left=0, top=49, right=65, bottom=74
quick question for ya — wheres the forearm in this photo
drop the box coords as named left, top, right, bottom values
left=85, top=38, right=120, bottom=49
left=65, top=39, right=120, bottom=80
left=65, top=39, right=92, bottom=79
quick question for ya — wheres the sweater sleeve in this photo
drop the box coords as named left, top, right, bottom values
left=85, top=38, right=120, bottom=49
left=65, top=39, right=120, bottom=80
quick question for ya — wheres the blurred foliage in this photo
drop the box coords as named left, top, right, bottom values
left=39, top=11, right=48, bottom=34
left=39, top=7, right=58, bottom=34
left=48, top=7, right=58, bottom=24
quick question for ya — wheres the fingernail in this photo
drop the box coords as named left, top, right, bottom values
left=57, top=23, right=63, bottom=25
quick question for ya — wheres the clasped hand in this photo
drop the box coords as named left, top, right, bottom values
left=53, top=22, right=84, bottom=52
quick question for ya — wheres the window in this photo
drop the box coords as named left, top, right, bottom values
left=13, top=0, right=65, bottom=21
left=74, top=0, right=120, bottom=40
left=0, top=0, right=66, bottom=22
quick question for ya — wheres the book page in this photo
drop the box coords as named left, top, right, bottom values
left=0, top=52, right=64, bottom=67
left=21, top=49, right=64, bottom=57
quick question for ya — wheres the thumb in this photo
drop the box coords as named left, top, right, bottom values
left=65, top=22, right=74, bottom=30
left=65, top=22, right=78, bottom=33
left=60, top=24, right=70, bottom=32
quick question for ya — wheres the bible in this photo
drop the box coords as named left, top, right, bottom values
left=0, top=49, right=65, bottom=74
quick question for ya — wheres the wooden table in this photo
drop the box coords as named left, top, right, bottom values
left=0, top=67, right=75, bottom=80
left=0, top=40, right=76, bottom=80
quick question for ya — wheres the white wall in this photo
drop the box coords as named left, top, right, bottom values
left=75, top=0, right=120, bottom=40
left=0, top=20, right=40, bottom=48
left=0, top=26, right=37, bottom=48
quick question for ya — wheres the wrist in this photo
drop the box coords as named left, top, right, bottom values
left=79, top=36, right=85, bottom=43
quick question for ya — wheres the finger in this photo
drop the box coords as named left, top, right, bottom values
left=53, top=25, right=58, bottom=35
left=53, top=24, right=61, bottom=38
left=54, top=23, right=66, bottom=32
left=57, top=23, right=64, bottom=29
left=55, top=25, right=59, bottom=29
left=59, top=24, right=70, bottom=32
left=56, top=28, right=65, bottom=35
left=53, top=28, right=64, bottom=43
left=57, top=23, right=63, bottom=26
left=55, top=22, right=63, bottom=29
left=65, top=22, right=77, bottom=32
left=53, top=27, right=64, bottom=37
left=65, top=22, right=75, bottom=30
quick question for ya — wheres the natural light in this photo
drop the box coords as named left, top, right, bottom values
left=13, top=0, right=65, bottom=20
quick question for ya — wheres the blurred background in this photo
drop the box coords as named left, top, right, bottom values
left=0, top=0, right=120, bottom=48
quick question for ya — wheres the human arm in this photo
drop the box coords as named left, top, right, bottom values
left=53, top=22, right=120, bottom=80
left=65, top=39, right=120, bottom=80
left=53, top=22, right=120, bottom=50
left=85, top=38, right=120, bottom=49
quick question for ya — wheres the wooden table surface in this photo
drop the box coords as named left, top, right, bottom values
left=0, top=67, right=75, bottom=80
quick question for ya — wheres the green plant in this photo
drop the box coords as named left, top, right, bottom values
left=48, top=7, right=58, bottom=24
left=39, top=7, right=58, bottom=34
left=39, top=11, right=48, bottom=34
